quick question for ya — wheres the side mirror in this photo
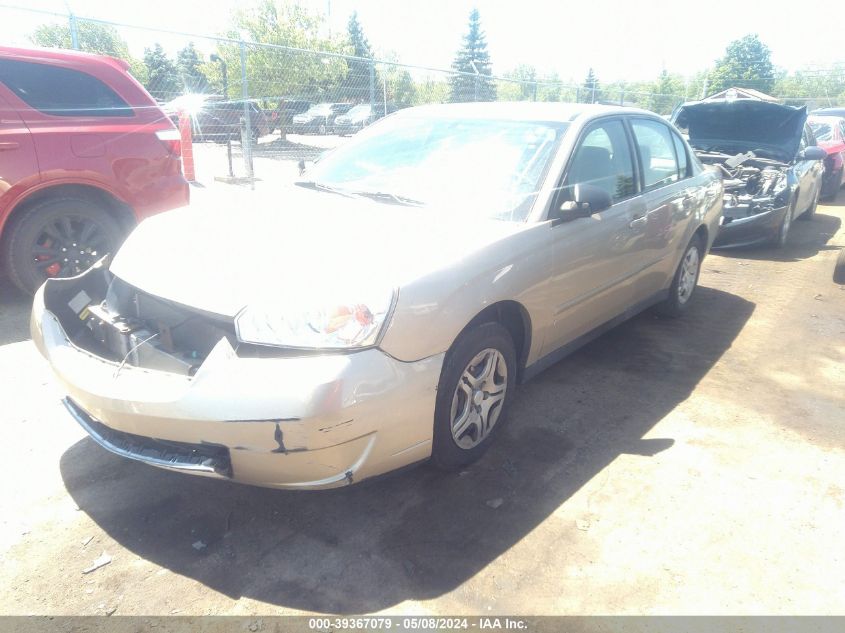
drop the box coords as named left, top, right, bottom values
left=798, top=146, right=826, bottom=161
left=554, top=183, right=612, bottom=223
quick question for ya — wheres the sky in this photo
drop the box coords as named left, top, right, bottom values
left=0, top=0, right=841, bottom=84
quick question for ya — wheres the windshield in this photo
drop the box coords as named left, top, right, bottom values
left=306, top=104, right=333, bottom=116
left=809, top=122, right=833, bottom=142
left=305, top=113, right=567, bottom=221
left=346, top=105, right=372, bottom=118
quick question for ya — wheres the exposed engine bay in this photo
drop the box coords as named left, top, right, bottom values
left=695, top=150, right=789, bottom=223
left=44, top=265, right=235, bottom=376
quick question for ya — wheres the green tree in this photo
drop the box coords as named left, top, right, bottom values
left=30, top=21, right=147, bottom=82
left=499, top=64, right=537, bottom=101
left=210, top=0, right=347, bottom=102
left=176, top=42, right=210, bottom=93
left=709, top=34, right=775, bottom=95
left=340, top=11, right=374, bottom=102
left=581, top=68, right=600, bottom=103
left=536, top=72, right=562, bottom=102
left=143, top=44, right=181, bottom=101
left=31, top=21, right=130, bottom=58
left=449, top=9, right=495, bottom=103
left=414, top=76, right=450, bottom=105
left=646, top=69, right=685, bottom=114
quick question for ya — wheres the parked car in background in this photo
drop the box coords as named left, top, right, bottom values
left=32, top=103, right=722, bottom=489
left=162, top=95, right=271, bottom=142
left=332, top=102, right=398, bottom=135
left=0, top=46, right=189, bottom=295
left=807, top=114, right=845, bottom=200
left=673, top=100, right=825, bottom=248
left=269, top=99, right=312, bottom=133
left=290, top=102, right=353, bottom=134
left=812, top=107, right=845, bottom=118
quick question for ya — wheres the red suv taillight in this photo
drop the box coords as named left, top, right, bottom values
left=155, top=129, right=182, bottom=157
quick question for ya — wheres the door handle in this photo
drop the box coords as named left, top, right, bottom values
left=0, top=141, right=19, bottom=151
left=629, top=213, right=647, bottom=229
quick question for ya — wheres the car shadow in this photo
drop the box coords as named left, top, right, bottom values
left=60, top=286, right=754, bottom=613
left=715, top=212, right=841, bottom=263
left=0, top=277, right=32, bottom=345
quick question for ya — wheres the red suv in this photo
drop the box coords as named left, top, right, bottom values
left=0, top=46, right=189, bottom=294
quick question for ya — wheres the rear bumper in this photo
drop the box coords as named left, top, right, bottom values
left=31, top=279, right=442, bottom=489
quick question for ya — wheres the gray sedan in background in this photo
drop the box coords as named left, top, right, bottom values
left=31, top=103, right=723, bottom=489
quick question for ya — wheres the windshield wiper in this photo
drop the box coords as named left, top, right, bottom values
left=296, top=181, right=422, bottom=206
left=344, top=190, right=423, bottom=206
left=295, top=180, right=358, bottom=198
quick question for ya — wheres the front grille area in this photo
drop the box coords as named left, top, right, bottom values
left=65, top=398, right=232, bottom=477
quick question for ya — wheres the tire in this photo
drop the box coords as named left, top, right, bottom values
left=820, top=171, right=841, bottom=202
left=798, top=187, right=820, bottom=221
left=834, top=247, right=845, bottom=284
left=3, top=197, right=123, bottom=295
left=431, top=322, right=517, bottom=470
left=770, top=199, right=794, bottom=248
left=656, top=234, right=704, bottom=318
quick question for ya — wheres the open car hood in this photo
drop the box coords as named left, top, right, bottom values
left=673, top=100, right=807, bottom=163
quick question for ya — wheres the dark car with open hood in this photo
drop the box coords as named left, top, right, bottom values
left=673, top=100, right=825, bottom=248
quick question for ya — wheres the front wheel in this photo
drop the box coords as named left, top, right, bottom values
left=431, top=322, right=516, bottom=469
left=770, top=201, right=794, bottom=248
left=656, top=234, right=704, bottom=318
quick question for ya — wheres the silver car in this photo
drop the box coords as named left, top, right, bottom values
left=31, top=103, right=723, bottom=489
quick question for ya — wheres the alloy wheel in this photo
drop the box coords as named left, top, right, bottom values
left=32, top=215, right=111, bottom=278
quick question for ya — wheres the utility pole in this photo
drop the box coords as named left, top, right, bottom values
left=470, top=59, right=480, bottom=102
left=210, top=54, right=233, bottom=178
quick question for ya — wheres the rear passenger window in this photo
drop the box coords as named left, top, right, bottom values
left=672, top=133, right=689, bottom=178
left=631, top=119, right=680, bottom=190
left=0, top=59, right=132, bottom=117
left=563, top=119, right=636, bottom=203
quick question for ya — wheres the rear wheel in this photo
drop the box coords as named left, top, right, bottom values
left=431, top=322, right=516, bottom=469
left=3, top=198, right=123, bottom=294
left=656, top=234, right=704, bottom=318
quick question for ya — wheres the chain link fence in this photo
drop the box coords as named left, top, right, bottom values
left=3, top=4, right=837, bottom=182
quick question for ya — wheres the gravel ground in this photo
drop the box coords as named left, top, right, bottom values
left=0, top=163, right=843, bottom=616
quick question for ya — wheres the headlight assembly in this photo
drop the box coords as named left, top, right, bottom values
left=234, top=290, right=395, bottom=350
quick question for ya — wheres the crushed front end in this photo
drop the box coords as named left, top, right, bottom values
left=696, top=151, right=792, bottom=247
left=31, top=262, right=442, bottom=489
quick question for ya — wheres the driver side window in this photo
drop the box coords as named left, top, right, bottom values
left=562, top=119, right=636, bottom=204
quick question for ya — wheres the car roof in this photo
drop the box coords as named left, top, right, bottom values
left=0, top=45, right=130, bottom=73
left=395, top=101, right=654, bottom=123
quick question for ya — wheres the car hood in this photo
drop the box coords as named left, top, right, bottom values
left=673, top=100, right=807, bottom=163
left=110, top=186, right=522, bottom=317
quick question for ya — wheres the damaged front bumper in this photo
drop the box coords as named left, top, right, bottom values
left=712, top=198, right=788, bottom=248
left=31, top=270, right=443, bottom=489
